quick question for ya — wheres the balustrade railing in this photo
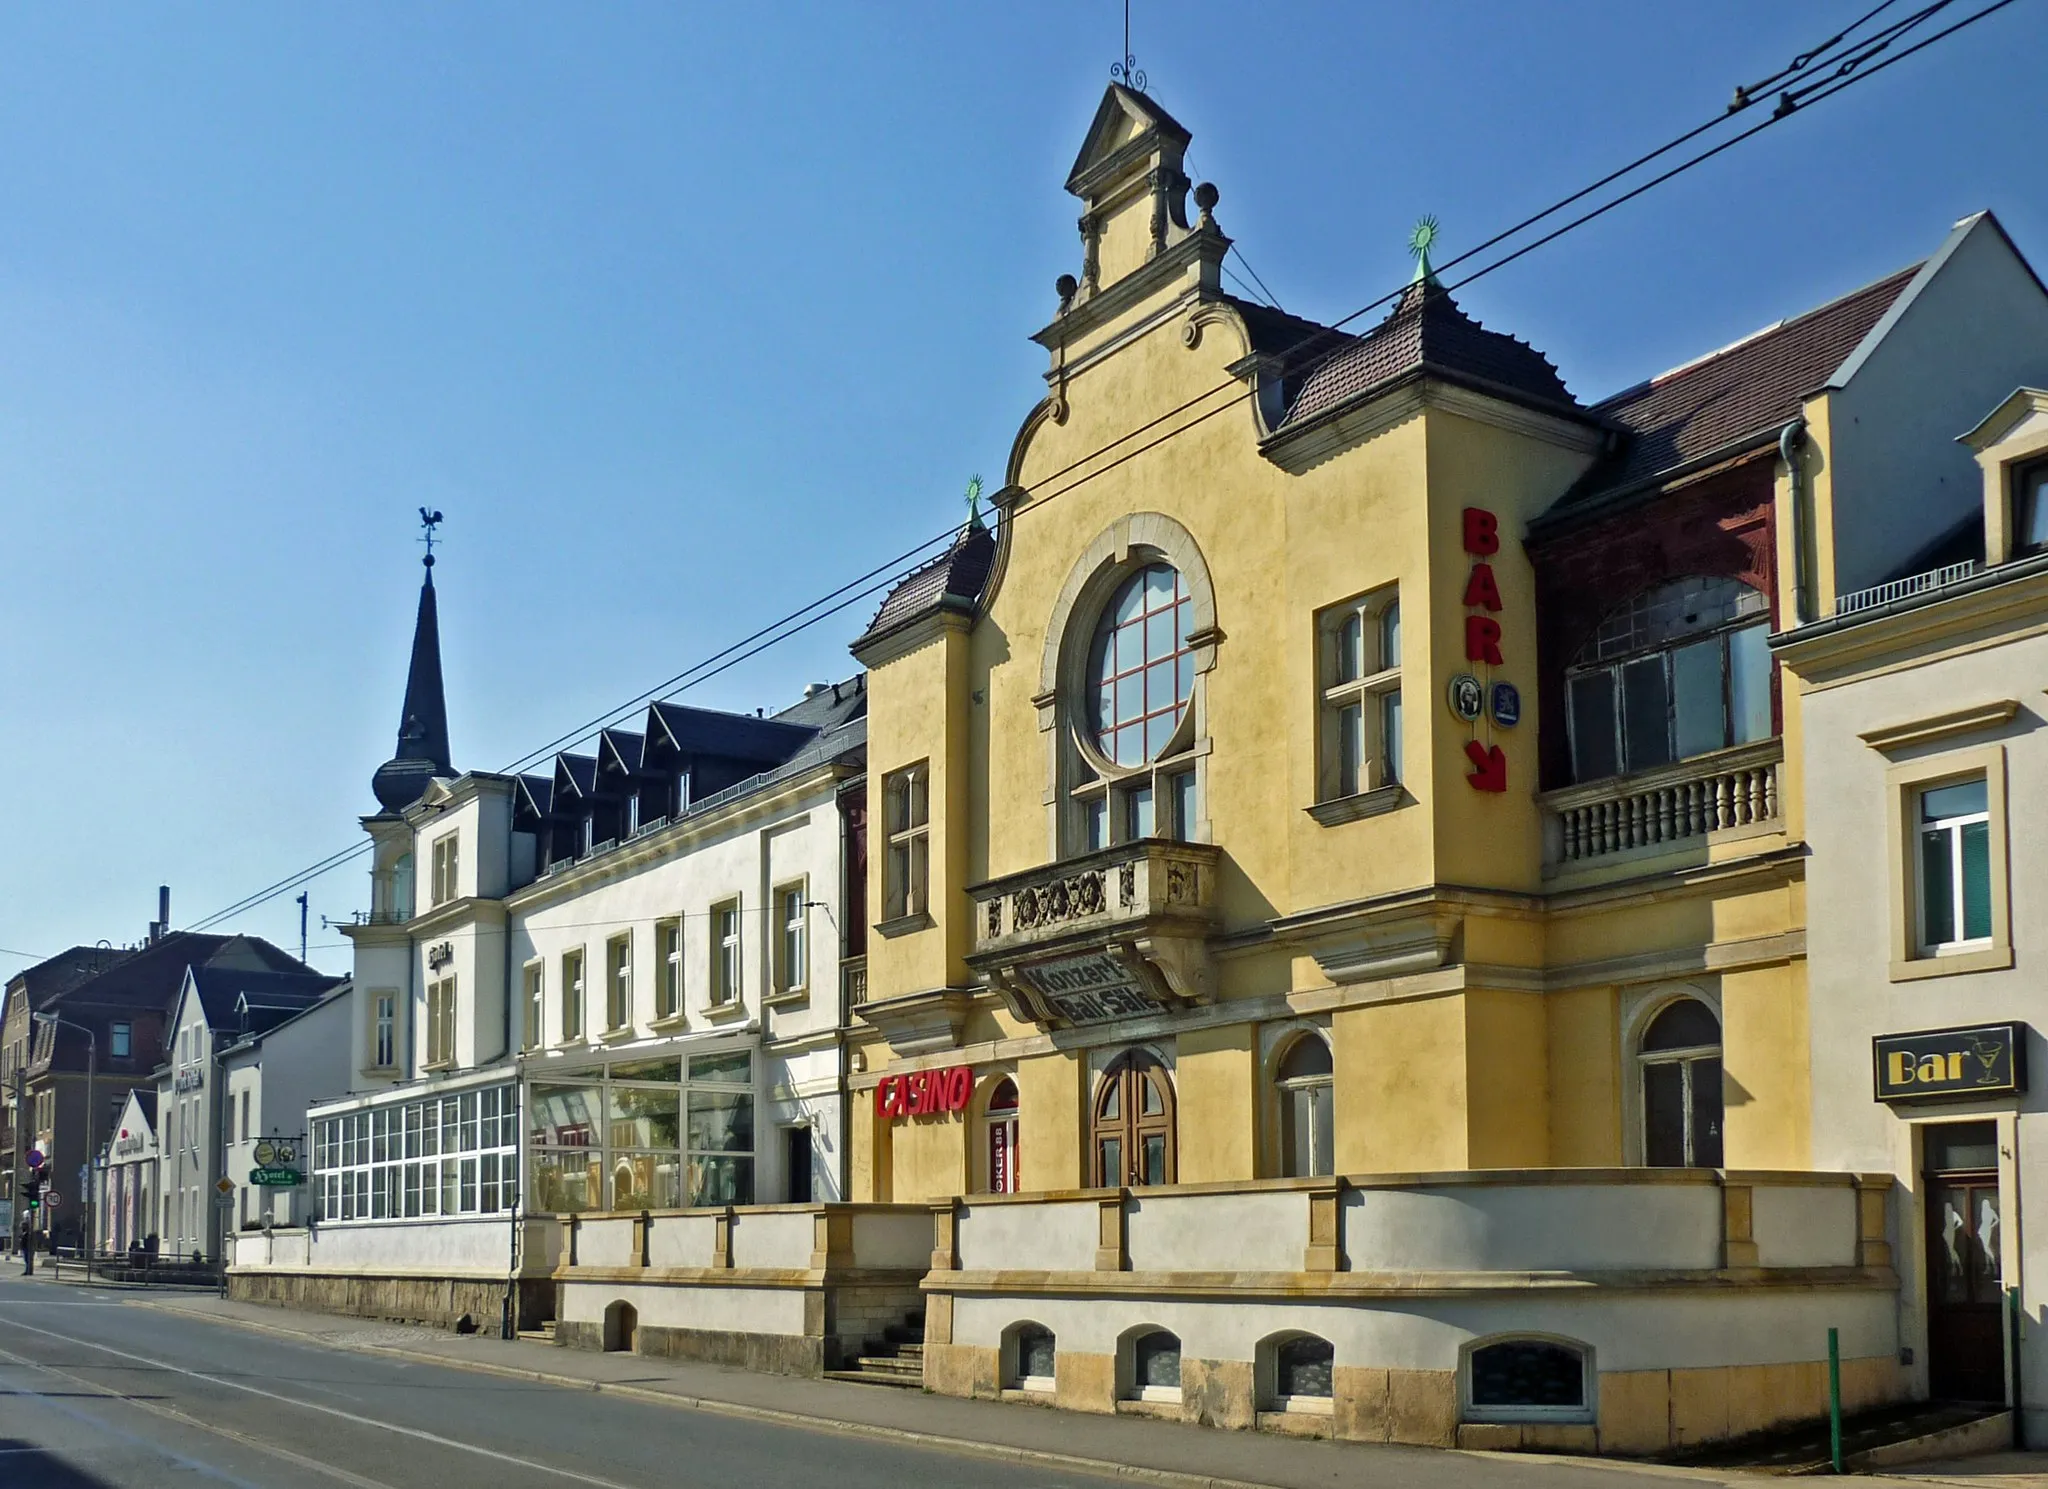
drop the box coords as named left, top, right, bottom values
left=1835, top=559, right=1978, bottom=616
left=1543, top=740, right=1782, bottom=868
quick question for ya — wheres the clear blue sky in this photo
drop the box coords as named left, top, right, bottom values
left=3, top=2, right=2043, bottom=973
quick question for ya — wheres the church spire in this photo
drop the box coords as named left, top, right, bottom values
left=370, top=510, right=454, bottom=813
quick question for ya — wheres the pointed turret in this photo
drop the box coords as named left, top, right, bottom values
left=371, top=534, right=455, bottom=814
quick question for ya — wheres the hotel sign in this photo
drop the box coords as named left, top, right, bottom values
left=1873, top=1022, right=2028, bottom=1103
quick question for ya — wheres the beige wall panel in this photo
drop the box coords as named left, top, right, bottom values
left=1334, top=996, right=1467, bottom=1172
left=1174, top=1022, right=1255, bottom=1182
left=1463, top=988, right=1550, bottom=1167
left=1721, top=961, right=1812, bottom=1169
left=1546, top=985, right=1622, bottom=1164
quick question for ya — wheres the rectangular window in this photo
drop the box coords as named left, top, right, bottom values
left=883, top=764, right=930, bottom=921
left=516, top=962, right=540, bottom=1056
left=110, top=1022, right=132, bottom=1060
left=425, top=977, right=457, bottom=1067
left=606, top=935, right=632, bottom=1032
left=1566, top=602, right=1771, bottom=782
left=1317, top=590, right=1400, bottom=802
left=239, top=1091, right=250, bottom=1143
left=656, top=919, right=683, bottom=1019
left=712, top=901, right=742, bottom=1005
left=561, top=950, right=585, bottom=1040
left=430, top=833, right=460, bottom=906
left=1919, top=778, right=1993, bottom=953
left=774, top=885, right=807, bottom=996
left=372, top=992, right=396, bottom=1068
left=1083, top=795, right=1108, bottom=852
left=2015, top=457, right=2048, bottom=553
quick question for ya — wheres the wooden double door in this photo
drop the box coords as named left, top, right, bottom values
left=1922, top=1122, right=2006, bottom=1403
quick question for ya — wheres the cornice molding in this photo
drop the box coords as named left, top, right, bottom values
left=1859, top=699, right=2021, bottom=753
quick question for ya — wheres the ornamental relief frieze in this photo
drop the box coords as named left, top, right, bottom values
left=976, top=850, right=1208, bottom=944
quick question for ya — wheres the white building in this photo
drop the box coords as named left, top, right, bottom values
left=155, top=963, right=343, bottom=1261
left=232, top=549, right=870, bottom=1338
left=1780, top=381, right=2048, bottom=1442
left=218, top=983, right=354, bottom=1235
left=101, top=1088, right=158, bottom=1254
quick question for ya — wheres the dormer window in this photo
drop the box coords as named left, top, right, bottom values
left=2014, top=457, right=2048, bottom=554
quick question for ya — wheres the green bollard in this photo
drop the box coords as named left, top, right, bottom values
left=1828, top=1326, right=1843, bottom=1474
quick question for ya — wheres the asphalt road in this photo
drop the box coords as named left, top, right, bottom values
left=0, top=1275, right=1114, bottom=1489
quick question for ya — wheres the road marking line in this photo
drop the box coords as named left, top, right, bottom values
left=1, top=1315, right=646, bottom=1489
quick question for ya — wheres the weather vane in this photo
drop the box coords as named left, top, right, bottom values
left=419, top=507, right=444, bottom=567
left=1111, top=0, right=1146, bottom=91
left=1408, top=215, right=1441, bottom=287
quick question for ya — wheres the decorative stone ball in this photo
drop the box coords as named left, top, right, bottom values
left=1193, top=182, right=1220, bottom=215
left=1055, top=273, right=1079, bottom=303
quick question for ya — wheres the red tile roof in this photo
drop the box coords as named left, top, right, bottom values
left=1557, top=263, right=1921, bottom=513
left=854, top=522, right=997, bottom=651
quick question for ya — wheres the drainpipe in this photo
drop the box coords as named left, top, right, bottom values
left=1781, top=417, right=1810, bottom=624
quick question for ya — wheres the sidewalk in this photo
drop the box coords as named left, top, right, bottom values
left=94, top=1285, right=2045, bottom=1489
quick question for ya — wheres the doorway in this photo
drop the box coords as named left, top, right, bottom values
left=784, top=1127, right=813, bottom=1204
left=1922, top=1121, right=2005, bottom=1402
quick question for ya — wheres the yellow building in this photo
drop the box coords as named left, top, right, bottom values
left=831, top=88, right=2048, bottom=1450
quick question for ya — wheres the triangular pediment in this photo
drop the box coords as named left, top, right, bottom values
left=1066, top=83, right=1190, bottom=197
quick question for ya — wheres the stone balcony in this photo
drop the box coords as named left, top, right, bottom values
left=1539, top=738, right=1783, bottom=873
left=967, top=839, right=1222, bottom=1030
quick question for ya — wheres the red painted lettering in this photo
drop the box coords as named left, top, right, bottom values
left=949, top=1067, right=973, bottom=1110
left=1465, top=615, right=1503, bottom=666
left=1462, top=507, right=1499, bottom=555
left=1462, top=563, right=1502, bottom=612
left=874, top=1077, right=894, bottom=1118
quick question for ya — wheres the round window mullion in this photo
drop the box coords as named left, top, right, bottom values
left=1088, top=564, right=1196, bottom=770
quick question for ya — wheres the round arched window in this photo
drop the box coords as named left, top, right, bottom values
left=1089, top=564, right=1195, bottom=766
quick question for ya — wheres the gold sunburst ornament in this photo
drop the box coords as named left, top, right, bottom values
left=1408, top=215, right=1441, bottom=286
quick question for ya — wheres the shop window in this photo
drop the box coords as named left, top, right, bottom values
left=984, top=1078, right=1020, bottom=1194
left=1007, top=1323, right=1057, bottom=1392
left=1640, top=999, right=1722, bottom=1168
left=606, top=934, right=633, bottom=1032
left=1073, top=564, right=1199, bottom=849
left=883, top=764, right=930, bottom=922
left=655, top=919, right=683, bottom=1019
left=1092, top=1051, right=1176, bottom=1188
left=1126, top=1328, right=1182, bottom=1402
left=1317, top=588, right=1401, bottom=801
left=2013, top=457, right=2048, bottom=554
left=1566, top=575, right=1771, bottom=783
left=561, top=949, right=585, bottom=1041
left=1918, top=777, right=1992, bottom=954
left=1261, top=1333, right=1333, bottom=1412
left=1466, top=1338, right=1592, bottom=1422
left=1275, top=1033, right=1334, bottom=1178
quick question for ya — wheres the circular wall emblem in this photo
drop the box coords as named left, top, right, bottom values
left=1446, top=674, right=1483, bottom=723
left=1491, top=682, right=1522, bottom=728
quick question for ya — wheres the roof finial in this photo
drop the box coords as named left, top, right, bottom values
left=964, top=474, right=984, bottom=529
left=1111, top=0, right=1146, bottom=91
left=418, top=507, right=444, bottom=569
left=1408, top=215, right=1441, bottom=288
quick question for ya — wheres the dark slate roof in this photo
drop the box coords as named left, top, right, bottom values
left=123, top=1088, right=157, bottom=1127
left=1277, top=281, right=1579, bottom=432
left=372, top=564, right=455, bottom=813
left=516, top=774, right=554, bottom=817
left=1221, top=294, right=1350, bottom=363
left=1552, top=263, right=1921, bottom=516
left=769, top=673, right=868, bottom=733
left=643, top=703, right=819, bottom=765
left=6, top=946, right=130, bottom=1006
left=188, top=965, right=340, bottom=1034
left=553, top=752, right=598, bottom=798
left=677, top=717, right=868, bottom=824
left=49, top=932, right=303, bottom=1015
left=598, top=729, right=646, bottom=775
left=853, top=522, right=998, bottom=652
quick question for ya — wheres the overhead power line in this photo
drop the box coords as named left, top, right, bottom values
left=181, top=0, right=2024, bottom=937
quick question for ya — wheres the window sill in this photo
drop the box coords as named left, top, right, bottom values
left=359, top=1064, right=399, bottom=1079
left=1305, top=783, right=1406, bottom=827
left=1890, top=943, right=2013, bottom=981
left=648, top=1012, right=689, bottom=1032
left=701, top=999, right=748, bottom=1023
left=422, top=1059, right=456, bottom=1074
left=874, top=911, right=934, bottom=939
left=599, top=1025, right=637, bottom=1044
left=764, top=988, right=809, bottom=1009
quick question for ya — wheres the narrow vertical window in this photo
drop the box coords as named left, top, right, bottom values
left=984, top=1079, right=1020, bottom=1194
left=561, top=950, right=584, bottom=1041
left=712, top=901, right=742, bottom=1005
left=607, top=935, right=632, bottom=1031
left=373, top=992, right=396, bottom=1068
left=884, top=765, right=930, bottom=921
left=110, top=1022, right=132, bottom=1059
left=656, top=920, right=682, bottom=1018
left=1317, top=589, right=1400, bottom=803
left=1275, top=1034, right=1334, bottom=1178
left=775, top=885, right=807, bottom=995
left=1918, top=778, right=1992, bottom=952
left=521, top=964, right=543, bottom=1052
left=1639, top=999, right=1722, bottom=1168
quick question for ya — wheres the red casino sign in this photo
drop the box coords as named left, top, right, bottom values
left=875, top=1066, right=973, bottom=1120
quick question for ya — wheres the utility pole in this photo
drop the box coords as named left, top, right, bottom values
left=297, top=893, right=309, bottom=964
left=9, top=1065, right=24, bottom=1254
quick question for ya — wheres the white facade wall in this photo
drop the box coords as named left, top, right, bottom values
left=155, top=978, right=217, bottom=1260
left=220, top=991, right=353, bottom=1235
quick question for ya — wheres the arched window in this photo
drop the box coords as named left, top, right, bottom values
left=1092, top=1051, right=1175, bottom=1188
left=1007, top=1322, right=1056, bottom=1391
left=1074, top=563, right=1199, bottom=847
left=1275, top=1034, right=1334, bottom=1178
left=1640, top=999, right=1723, bottom=1168
left=1265, top=1333, right=1334, bottom=1407
left=1128, top=1329, right=1182, bottom=1401
left=1566, top=575, right=1772, bottom=783
left=1466, top=1338, right=1591, bottom=1421
left=984, top=1078, right=1020, bottom=1194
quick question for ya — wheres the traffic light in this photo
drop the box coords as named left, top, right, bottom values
left=22, top=1165, right=44, bottom=1214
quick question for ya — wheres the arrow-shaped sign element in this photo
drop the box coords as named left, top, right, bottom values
left=1464, top=740, right=1508, bottom=792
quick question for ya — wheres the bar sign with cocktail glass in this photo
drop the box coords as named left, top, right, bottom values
left=1872, top=1022, right=2028, bottom=1102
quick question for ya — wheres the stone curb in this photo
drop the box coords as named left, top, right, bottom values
left=121, top=1296, right=1279, bottom=1489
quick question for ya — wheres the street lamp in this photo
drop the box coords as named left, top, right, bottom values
left=31, top=1012, right=94, bottom=1269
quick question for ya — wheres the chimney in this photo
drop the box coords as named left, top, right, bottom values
left=156, top=885, right=170, bottom=942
